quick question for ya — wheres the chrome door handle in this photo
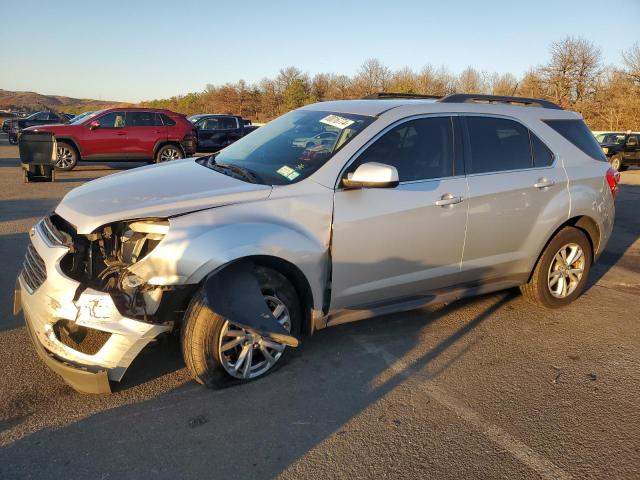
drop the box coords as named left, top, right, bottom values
left=435, top=193, right=464, bottom=206
left=534, top=178, right=555, bottom=189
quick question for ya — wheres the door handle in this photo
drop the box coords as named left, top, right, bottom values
left=435, top=193, right=464, bottom=206
left=116, top=132, right=126, bottom=136
left=534, top=178, right=555, bottom=189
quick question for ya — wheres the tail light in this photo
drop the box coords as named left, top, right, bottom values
left=606, top=167, right=620, bottom=199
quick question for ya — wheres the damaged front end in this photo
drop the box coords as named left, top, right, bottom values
left=60, top=216, right=176, bottom=319
left=16, top=214, right=193, bottom=393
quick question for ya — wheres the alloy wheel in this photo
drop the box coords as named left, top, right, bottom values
left=56, top=146, right=74, bottom=169
left=547, top=242, right=585, bottom=298
left=159, top=147, right=181, bottom=162
left=218, top=295, right=291, bottom=379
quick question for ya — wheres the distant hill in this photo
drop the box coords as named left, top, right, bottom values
left=0, top=89, right=129, bottom=114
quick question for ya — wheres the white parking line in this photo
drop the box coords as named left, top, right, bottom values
left=355, top=336, right=573, bottom=480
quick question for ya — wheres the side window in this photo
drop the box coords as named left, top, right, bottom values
left=96, top=112, right=126, bottom=128
left=465, top=116, right=532, bottom=174
left=627, top=135, right=638, bottom=146
left=218, top=117, right=238, bottom=130
left=349, top=117, right=454, bottom=182
left=160, top=114, right=176, bottom=126
left=47, top=113, right=60, bottom=121
left=200, top=118, right=219, bottom=130
left=530, top=133, right=554, bottom=167
left=34, top=112, right=49, bottom=121
left=128, top=111, right=161, bottom=127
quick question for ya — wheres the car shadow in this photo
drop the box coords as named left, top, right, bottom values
left=0, top=288, right=515, bottom=479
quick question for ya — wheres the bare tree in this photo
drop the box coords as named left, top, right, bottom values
left=354, top=58, right=391, bottom=95
left=542, top=36, right=602, bottom=105
left=622, top=43, right=640, bottom=85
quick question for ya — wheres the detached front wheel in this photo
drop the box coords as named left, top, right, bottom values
left=181, top=266, right=301, bottom=388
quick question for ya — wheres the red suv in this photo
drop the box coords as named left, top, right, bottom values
left=24, top=108, right=198, bottom=170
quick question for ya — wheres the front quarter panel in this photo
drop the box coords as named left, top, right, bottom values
left=129, top=181, right=334, bottom=312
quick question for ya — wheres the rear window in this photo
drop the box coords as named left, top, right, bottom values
left=544, top=119, right=607, bottom=161
left=160, top=114, right=176, bottom=126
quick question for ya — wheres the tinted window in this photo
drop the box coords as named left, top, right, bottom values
left=199, top=118, right=219, bottom=130
left=531, top=133, right=554, bottom=167
left=96, top=112, right=126, bottom=128
left=627, top=135, right=638, bottom=146
left=465, top=117, right=531, bottom=174
left=351, top=117, right=454, bottom=182
left=544, top=119, right=607, bottom=161
left=33, top=112, right=49, bottom=121
left=160, top=114, right=175, bottom=126
left=219, top=117, right=238, bottom=129
left=47, top=113, right=60, bottom=121
left=128, top=111, right=162, bottom=127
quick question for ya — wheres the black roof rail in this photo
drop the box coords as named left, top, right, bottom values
left=439, top=94, right=562, bottom=110
left=362, top=92, right=442, bottom=100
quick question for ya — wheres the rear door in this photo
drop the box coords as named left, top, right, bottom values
left=126, top=111, right=167, bottom=159
left=459, top=115, right=569, bottom=285
left=623, top=134, right=640, bottom=164
left=82, top=111, right=128, bottom=158
left=330, top=116, right=468, bottom=310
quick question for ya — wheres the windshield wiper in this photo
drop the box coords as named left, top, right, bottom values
left=213, top=162, right=261, bottom=183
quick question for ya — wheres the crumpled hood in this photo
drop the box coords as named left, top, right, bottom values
left=55, top=159, right=272, bottom=233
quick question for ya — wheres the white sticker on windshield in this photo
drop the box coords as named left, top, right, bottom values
left=319, top=114, right=355, bottom=130
left=277, top=165, right=300, bottom=181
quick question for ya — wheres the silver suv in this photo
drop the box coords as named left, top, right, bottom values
left=15, top=94, right=619, bottom=393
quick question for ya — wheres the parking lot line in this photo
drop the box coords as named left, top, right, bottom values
left=354, top=335, right=573, bottom=480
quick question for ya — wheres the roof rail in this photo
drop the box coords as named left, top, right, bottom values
left=439, top=94, right=562, bottom=110
left=362, top=92, right=442, bottom=100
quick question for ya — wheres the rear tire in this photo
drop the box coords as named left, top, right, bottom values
left=181, top=266, right=302, bottom=388
left=54, top=141, right=78, bottom=171
left=155, top=144, right=184, bottom=163
left=520, top=227, right=592, bottom=308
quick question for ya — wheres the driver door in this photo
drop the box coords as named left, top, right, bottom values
left=82, top=111, right=128, bottom=159
left=330, top=116, right=468, bottom=310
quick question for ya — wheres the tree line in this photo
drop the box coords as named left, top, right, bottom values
left=141, top=37, right=640, bottom=131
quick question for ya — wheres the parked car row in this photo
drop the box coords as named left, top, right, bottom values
left=595, top=130, right=640, bottom=171
left=5, top=111, right=74, bottom=144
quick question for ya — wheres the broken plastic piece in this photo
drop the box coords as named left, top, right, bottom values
left=203, top=261, right=299, bottom=347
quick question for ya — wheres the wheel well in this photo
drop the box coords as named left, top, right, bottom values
left=528, top=215, right=600, bottom=281
left=56, top=138, right=81, bottom=159
left=155, top=141, right=185, bottom=158
left=248, top=255, right=315, bottom=336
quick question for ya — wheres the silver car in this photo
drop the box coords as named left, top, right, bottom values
left=15, top=94, right=618, bottom=393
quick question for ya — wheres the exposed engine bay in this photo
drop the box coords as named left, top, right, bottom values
left=51, top=214, right=188, bottom=321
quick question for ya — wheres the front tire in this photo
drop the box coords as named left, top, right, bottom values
left=181, top=266, right=302, bottom=388
left=610, top=155, right=622, bottom=171
left=155, top=144, right=184, bottom=163
left=520, top=227, right=592, bottom=308
left=54, top=141, right=78, bottom=171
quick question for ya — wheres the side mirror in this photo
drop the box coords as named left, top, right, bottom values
left=89, top=121, right=100, bottom=130
left=342, top=162, right=399, bottom=189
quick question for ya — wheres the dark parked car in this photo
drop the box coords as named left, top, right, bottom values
left=597, top=131, right=640, bottom=171
left=7, top=111, right=73, bottom=144
left=23, top=108, right=198, bottom=170
left=188, top=114, right=258, bottom=152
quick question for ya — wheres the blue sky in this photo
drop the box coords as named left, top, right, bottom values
left=1, top=0, right=638, bottom=102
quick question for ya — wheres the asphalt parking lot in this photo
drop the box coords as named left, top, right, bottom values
left=0, top=133, right=638, bottom=479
